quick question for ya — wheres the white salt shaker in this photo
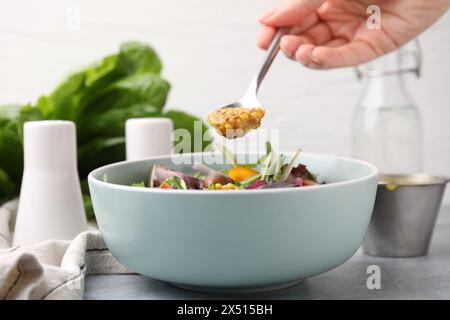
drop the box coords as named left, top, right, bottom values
left=125, top=118, right=173, bottom=160
left=13, top=121, right=87, bottom=246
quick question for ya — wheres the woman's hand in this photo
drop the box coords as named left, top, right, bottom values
left=257, top=0, right=450, bottom=68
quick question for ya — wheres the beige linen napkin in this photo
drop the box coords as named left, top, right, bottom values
left=0, top=200, right=133, bottom=300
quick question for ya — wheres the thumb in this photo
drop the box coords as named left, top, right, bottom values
left=260, top=0, right=325, bottom=27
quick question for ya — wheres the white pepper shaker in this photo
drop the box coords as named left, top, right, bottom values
left=125, top=118, right=173, bottom=161
left=13, top=121, right=87, bottom=246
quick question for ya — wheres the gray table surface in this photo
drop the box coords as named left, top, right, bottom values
left=85, top=206, right=450, bottom=300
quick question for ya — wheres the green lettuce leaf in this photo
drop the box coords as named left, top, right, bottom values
left=131, top=181, right=145, bottom=187
left=164, top=110, right=212, bottom=152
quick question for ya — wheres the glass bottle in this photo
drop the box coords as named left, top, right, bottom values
left=351, top=42, right=423, bottom=174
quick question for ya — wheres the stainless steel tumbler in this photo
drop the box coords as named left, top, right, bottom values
left=363, top=174, right=448, bottom=257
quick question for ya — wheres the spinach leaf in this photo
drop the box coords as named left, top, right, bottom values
left=164, top=110, right=212, bottom=152
left=77, top=137, right=126, bottom=179
left=48, top=72, right=86, bottom=120
left=78, top=102, right=160, bottom=140
left=0, top=104, right=22, bottom=123
left=78, top=73, right=169, bottom=126
left=0, top=168, right=16, bottom=204
left=115, top=41, right=162, bottom=75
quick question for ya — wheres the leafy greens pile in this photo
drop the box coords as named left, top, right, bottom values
left=0, top=41, right=207, bottom=219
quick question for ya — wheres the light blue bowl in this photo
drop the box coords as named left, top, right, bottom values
left=88, top=152, right=377, bottom=293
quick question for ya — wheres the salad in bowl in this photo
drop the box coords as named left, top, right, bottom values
left=131, top=142, right=320, bottom=191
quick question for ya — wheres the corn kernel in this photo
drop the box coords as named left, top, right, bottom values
left=214, top=183, right=239, bottom=190
left=207, top=107, right=265, bottom=139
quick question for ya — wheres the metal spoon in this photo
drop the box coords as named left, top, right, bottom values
left=221, top=27, right=290, bottom=109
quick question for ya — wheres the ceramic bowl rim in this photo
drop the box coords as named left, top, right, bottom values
left=88, top=152, right=378, bottom=195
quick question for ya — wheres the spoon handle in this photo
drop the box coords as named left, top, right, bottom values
left=255, top=27, right=290, bottom=93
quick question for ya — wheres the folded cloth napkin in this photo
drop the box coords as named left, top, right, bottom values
left=0, top=200, right=133, bottom=300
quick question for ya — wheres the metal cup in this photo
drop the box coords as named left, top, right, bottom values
left=363, top=174, right=449, bottom=257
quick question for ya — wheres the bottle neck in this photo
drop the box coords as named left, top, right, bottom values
left=359, top=72, right=413, bottom=109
